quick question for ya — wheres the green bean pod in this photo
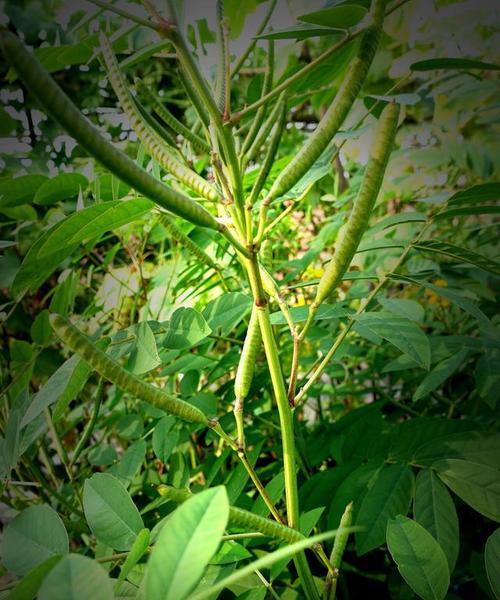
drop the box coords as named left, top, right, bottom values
left=100, top=35, right=219, bottom=203
left=157, top=212, right=221, bottom=272
left=157, top=485, right=303, bottom=543
left=134, top=95, right=179, bottom=149
left=314, top=102, right=399, bottom=307
left=248, top=98, right=287, bottom=208
left=265, top=0, right=386, bottom=203
left=118, top=528, right=150, bottom=585
left=234, top=305, right=261, bottom=449
left=135, top=79, right=211, bottom=155
left=245, top=90, right=287, bottom=166
left=49, top=314, right=208, bottom=425
left=0, top=28, right=218, bottom=230
left=240, top=40, right=275, bottom=158
left=330, top=501, right=353, bottom=569
left=260, top=240, right=273, bottom=270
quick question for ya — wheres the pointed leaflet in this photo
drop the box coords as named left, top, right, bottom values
left=1, top=505, right=69, bottom=576
left=190, top=528, right=346, bottom=600
left=83, top=473, right=144, bottom=550
left=412, top=240, right=500, bottom=276
left=414, top=469, right=459, bottom=573
left=33, top=172, right=88, bottom=205
left=127, top=321, right=161, bottom=374
left=145, top=487, right=229, bottom=600
left=433, top=459, right=500, bottom=522
left=161, top=307, right=212, bottom=349
left=355, top=463, right=414, bottom=555
left=413, top=430, right=500, bottom=469
left=12, top=199, right=153, bottom=295
left=413, top=350, right=468, bottom=401
left=38, top=554, right=113, bottom=600
left=8, top=556, right=62, bottom=600
left=21, top=355, right=91, bottom=427
left=354, top=311, right=431, bottom=369
left=391, top=274, right=490, bottom=326
left=485, top=528, right=500, bottom=600
left=0, top=29, right=220, bottom=230
left=387, top=516, right=450, bottom=600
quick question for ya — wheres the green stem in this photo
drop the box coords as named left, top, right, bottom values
left=231, top=0, right=278, bottom=77
left=295, top=221, right=433, bottom=404
left=245, top=256, right=319, bottom=600
left=85, top=0, right=157, bottom=30
left=230, top=28, right=362, bottom=124
left=163, top=6, right=244, bottom=220
left=71, top=380, right=104, bottom=466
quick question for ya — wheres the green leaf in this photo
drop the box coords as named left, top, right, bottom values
left=21, top=355, right=91, bottom=427
left=270, top=303, right=349, bottom=325
left=202, top=292, right=252, bottom=336
left=285, top=141, right=338, bottom=198
left=0, top=174, right=48, bottom=208
left=33, top=172, right=88, bottom=205
left=83, top=473, right=144, bottom=550
left=224, top=0, right=258, bottom=39
left=328, top=461, right=382, bottom=530
left=38, top=554, right=113, bottom=600
left=369, top=212, right=427, bottom=234
left=190, top=527, right=348, bottom=600
left=117, top=528, right=150, bottom=585
left=210, top=541, right=252, bottom=565
left=31, top=310, right=52, bottom=345
left=1, top=505, right=69, bottom=575
left=392, top=275, right=490, bottom=326
left=377, top=298, right=425, bottom=323
left=485, top=528, right=500, bottom=600
left=433, top=459, right=500, bottom=522
left=414, top=431, right=500, bottom=469
left=414, top=470, right=459, bottom=573
left=355, top=464, right=414, bottom=555
left=127, top=322, right=161, bottom=374
left=8, top=556, right=62, bottom=600
left=411, top=58, right=500, bottom=71
left=109, top=439, right=147, bottom=487
left=413, top=350, right=468, bottom=401
left=447, top=183, right=500, bottom=205
left=413, top=240, right=500, bottom=276
left=0, top=104, right=17, bottom=135
left=152, top=416, right=179, bottom=463
left=257, top=23, right=341, bottom=40
left=354, top=312, right=431, bottom=369
left=12, top=199, right=153, bottom=295
left=386, top=516, right=450, bottom=600
left=145, top=486, right=229, bottom=600
left=298, top=5, right=368, bottom=29
left=161, top=307, right=212, bottom=349
left=475, top=353, right=500, bottom=409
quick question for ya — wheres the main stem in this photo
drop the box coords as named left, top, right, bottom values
left=245, top=256, right=320, bottom=600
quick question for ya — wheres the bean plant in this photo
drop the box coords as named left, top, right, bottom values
left=0, top=1, right=499, bottom=599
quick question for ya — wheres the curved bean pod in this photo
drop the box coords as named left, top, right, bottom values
left=240, top=40, right=275, bottom=158
left=49, top=314, right=208, bottom=425
left=157, top=485, right=303, bottom=543
left=135, top=79, right=211, bottom=155
left=100, top=35, right=220, bottom=203
left=265, top=0, right=386, bottom=203
left=245, top=91, right=287, bottom=166
left=249, top=97, right=287, bottom=209
left=157, top=212, right=221, bottom=272
left=234, top=305, right=262, bottom=450
left=0, top=28, right=218, bottom=230
left=313, top=102, right=399, bottom=308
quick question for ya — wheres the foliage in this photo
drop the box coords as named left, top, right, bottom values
left=0, top=0, right=499, bottom=599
